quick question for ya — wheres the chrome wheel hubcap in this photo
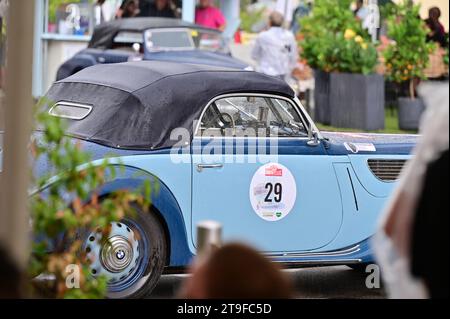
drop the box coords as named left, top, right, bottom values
left=85, top=222, right=140, bottom=284
left=101, top=236, right=134, bottom=273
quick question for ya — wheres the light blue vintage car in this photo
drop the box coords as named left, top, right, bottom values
left=29, top=61, right=417, bottom=298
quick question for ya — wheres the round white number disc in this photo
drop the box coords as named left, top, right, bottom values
left=249, top=163, right=297, bottom=221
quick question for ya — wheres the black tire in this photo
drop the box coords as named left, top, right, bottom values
left=109, top=207, right=167, bottom=299
left=80, top=205, right=167, bottom=299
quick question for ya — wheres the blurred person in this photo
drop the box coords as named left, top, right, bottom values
left=138, top=0, right=151, bottom=14
left=139, top=0, right=176, bottom=18
left=276, top=0, right=295, bottom=27
left=94, top=0, right=119, bottom=24
left=425, top=7, right=447, bottom=48
left=373, top=82, right=449, bottom=299
left=290, top=0, right=312, bottom=34
left=410, top=148, right=449, bottom=299
left=195, top=0, right=226, bottom=31
left=116, top=0, right=138, bottom=18
left=251, top=11, right=298, bottom=80
left=180, top=243, right=293, bottom=299
left=94, top=0, right=107, bottom=25
left=0, top=245, right=23, bottom=298
left=354, top=0, right=368, bottom=21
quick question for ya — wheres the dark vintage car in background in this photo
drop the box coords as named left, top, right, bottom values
left=56, top=17, right=250, bottom=81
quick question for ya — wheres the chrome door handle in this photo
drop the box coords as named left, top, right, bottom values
left=196, top=163, right=223, bottom=172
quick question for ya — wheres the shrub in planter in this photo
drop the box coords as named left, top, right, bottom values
left=383, top=0, right=435, bottom=130
left=313, top=70, right=331, bottom=124
left=397, top=97, right=425, bottom=130
left=301, top=0, right=362, bottom=124
left=300, top=0, right=382, bottom=129
left=330, top=72, right=385, bottom=130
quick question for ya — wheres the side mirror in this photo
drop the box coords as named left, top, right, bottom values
left=307, top=130, right=320, bottom=147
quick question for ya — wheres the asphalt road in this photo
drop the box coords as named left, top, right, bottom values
left=149, top=266, right=386, bottom=299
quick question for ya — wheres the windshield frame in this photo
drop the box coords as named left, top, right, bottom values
left=194, top=93, right=316, bottom=140
left=143, top=27, right=224, bottom=52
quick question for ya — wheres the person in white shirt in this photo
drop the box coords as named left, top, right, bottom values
left=354, top=0, right=368, bottom=21
left=251, top=11, right=298, bottom=80
left=94, top=0, right=119, bottom=25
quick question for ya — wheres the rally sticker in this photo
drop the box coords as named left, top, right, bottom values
left=249, top=163, right=297, bottom=222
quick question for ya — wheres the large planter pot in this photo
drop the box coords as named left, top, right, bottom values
left=398, top=97, right=425, bottom=131
left=329, top=72, right=385, bottom=130
left=313, top=70, right=331, bottom=124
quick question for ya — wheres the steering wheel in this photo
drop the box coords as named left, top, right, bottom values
left=220, top=112, right=235, bottom=131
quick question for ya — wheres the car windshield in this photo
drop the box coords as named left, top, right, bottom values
left=144, top=28, right=224, bottom=52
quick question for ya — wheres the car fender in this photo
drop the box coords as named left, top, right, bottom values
left=96, top=165, right=193, bottom=267
left=34, top=162, right=193, bottom=267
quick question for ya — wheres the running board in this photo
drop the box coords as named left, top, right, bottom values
left=266, top=244, right=362, bottom=262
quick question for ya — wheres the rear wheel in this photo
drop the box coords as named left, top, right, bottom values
left=83, top=207, right=166, bottom=298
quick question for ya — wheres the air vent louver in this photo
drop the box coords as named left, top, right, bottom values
left=368, top=159, right=407, bottom=182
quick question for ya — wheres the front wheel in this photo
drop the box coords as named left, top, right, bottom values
left=83, top=207, right=167, bottom=298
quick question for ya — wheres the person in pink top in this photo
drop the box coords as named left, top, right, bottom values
left=195, top=0, right=226, bottom=31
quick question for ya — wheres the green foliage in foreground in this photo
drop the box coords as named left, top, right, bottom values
left=29, top=101, right=152, bottom=298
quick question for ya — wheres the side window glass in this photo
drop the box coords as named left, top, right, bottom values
left=198, top=96, right=307, bottom=138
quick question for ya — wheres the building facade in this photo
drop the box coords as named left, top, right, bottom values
left=32, top=0, right=240, bottom=96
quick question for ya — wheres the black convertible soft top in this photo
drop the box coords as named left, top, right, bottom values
left=45, top=61, right=294, bottom=150
left=89, top=17, right=220, bottom=49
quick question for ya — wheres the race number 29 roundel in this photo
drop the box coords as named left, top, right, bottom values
left=249, top=163, right=297, bottom=222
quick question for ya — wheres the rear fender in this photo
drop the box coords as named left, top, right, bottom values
left=35, top=164, right=193, bottom=267
left=96, top=165, right=193, bottom=267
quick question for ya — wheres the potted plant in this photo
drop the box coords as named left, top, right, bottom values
left=300, top=0, right=354, bottom=124
left=383, top=1, right=435, bottom=130
left=300, top=0, right=383, bottom=130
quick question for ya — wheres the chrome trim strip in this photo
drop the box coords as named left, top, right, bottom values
left=49, top=101, right=93, bottom=120
left=275, top=258, right=363, bottom=264
left=271, top=248, right=361, bottom=259
left=265, top=244, right=361, bottom=259
left=293, top=96, right=323, bottom=140
left=194, top=136, right=310, bottom=140
left=196, top=163, right=223, bottom=172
